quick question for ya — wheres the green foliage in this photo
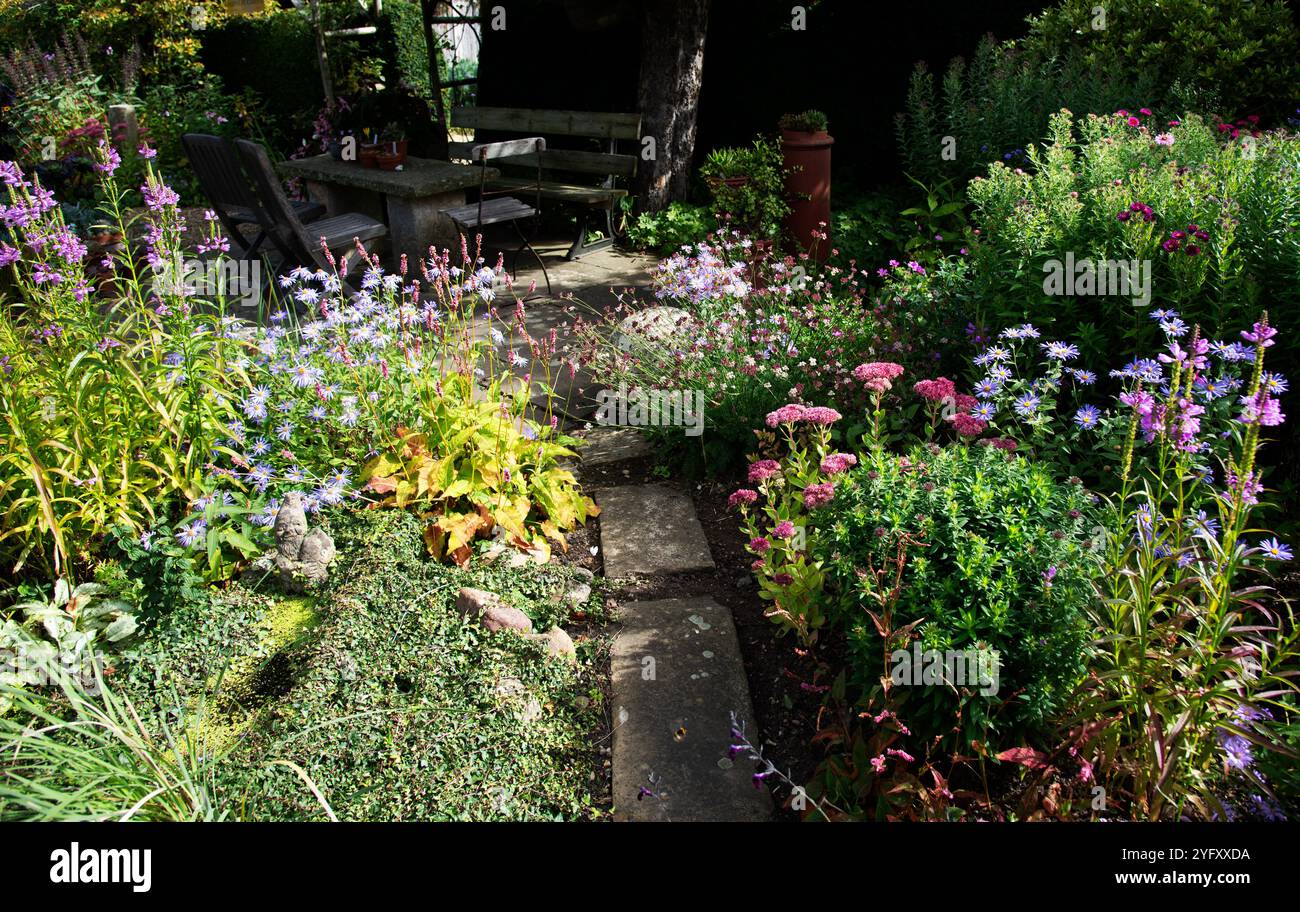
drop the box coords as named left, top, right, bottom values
left=816, top=444, right=1101, bottom=748
left=196, top=9, right=321, bottom=154
left=131, top=510, right=602, bottom=820
left=1065, top=318, right=1300, bottom=820
left=0, top=157, right=239, bottom=578
left=103, top=525, right=208, bottom=624
left=0, top=0, right=224, bottom=84
left=623, top=200, right=716, bottom=254
left=965, top=110, right=1300, bottom=398
left=700, top=135, right=790, bottom=243
left=828, top=191, right=907, bottom=268
left=361, top=395, right=597, bottom=567
left=895, top=34, right=1160, bottom=186
left=0, top=664, right=258, bottom=821
left=779, top=109, right=828, bottom=133
left=0, top=578, right=137, bottom=713
left=1022, top=0, right=1300, bottom=121
left=379, top=0, right=447, bottom=101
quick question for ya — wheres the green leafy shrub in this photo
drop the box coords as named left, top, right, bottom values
left=1022, top=0, right=1300, bottom=122
left=623, top=200, right=716, bottom=254
left=963, top=110, right=1300, bottom=453
left=700, top=135, right=790, bottom=243
left=816, top=443, right=1101, bottom=748
left=895, top=33, right=1161, bottom=186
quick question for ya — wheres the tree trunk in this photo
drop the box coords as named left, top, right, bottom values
left=634, top=0, right=710, bottom=213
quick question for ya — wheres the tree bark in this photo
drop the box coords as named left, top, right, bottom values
left=634, top=0, right=710, bottom=213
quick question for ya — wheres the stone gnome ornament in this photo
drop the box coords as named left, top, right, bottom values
left=273, top=491, right=335, bottom=592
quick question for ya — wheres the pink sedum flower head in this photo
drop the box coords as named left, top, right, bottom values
left=802, top=406, right=841, bottom=425
left=765, top=403, right=806, bottom=427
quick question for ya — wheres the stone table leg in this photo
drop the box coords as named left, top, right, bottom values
left=305, top=181, right=385, bottom=222
left=384, top=191, right=466, bottom=263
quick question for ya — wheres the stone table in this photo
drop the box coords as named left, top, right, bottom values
left=278, top=154, right=497, bottom=263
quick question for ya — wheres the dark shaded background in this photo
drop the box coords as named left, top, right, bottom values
left=476, top=0, right=1069, bottom=189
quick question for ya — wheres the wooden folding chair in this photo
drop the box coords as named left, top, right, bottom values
left=234, top=139, right=388, bottom=289
left=181, top=133, right=325, bottom=260
left=440, top=137, right=552, bottom=297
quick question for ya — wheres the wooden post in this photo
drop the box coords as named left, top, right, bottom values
left=420, top=0, right=450, bottom=159
left=310, top=0, right=336, bottom=109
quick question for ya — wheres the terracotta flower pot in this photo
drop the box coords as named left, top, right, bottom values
left=781, top=128, right=834, bottom=262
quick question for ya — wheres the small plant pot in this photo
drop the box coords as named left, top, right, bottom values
left=328, top=140, right=345, bottom=161
left=707, top=174, right=750, bottom=190
left=375, top=152, right=403, bottom=171
left=359, top=144, right=382, bottom=169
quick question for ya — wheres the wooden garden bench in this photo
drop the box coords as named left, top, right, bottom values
left=448, top=106, right=641, bottom=259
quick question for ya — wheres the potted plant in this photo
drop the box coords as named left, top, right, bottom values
left=700, top=136, right=790, bottom=249
left=778, top=109, right=834, bottom=261
left=701, top=147, right=749, bottom=189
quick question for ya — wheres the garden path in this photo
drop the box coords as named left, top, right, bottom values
left=470, top=237, right=773, bottom=820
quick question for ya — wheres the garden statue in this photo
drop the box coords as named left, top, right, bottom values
left=273, top=491, right=336, bottom=593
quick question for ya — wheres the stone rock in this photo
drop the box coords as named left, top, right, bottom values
left=527, top=626, right=576, bottom=661
left=563, top=582, right=592, bottom=607
left=272, top=491, right=335, bottom=593
left=571, top=566, right=595, bottom=582
left=616, top=306, right=695, bottom=350
left=455, top=587, right=534, bottom=633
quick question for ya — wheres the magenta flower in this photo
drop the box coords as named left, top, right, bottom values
left=801, top=406, right=841, bottom=425
left=748, top=536, right=771, bottom=553
left=765, top=403, right=807, bottom=427
left=773, top=520, right=796, bottom=539
left=727, top=488, right=759, bottom=509
left=747, top=459, right=781, bottom=483
left=819, top=452, right=857, bottom=475
left=914, top=377, right=956, bottom=402
left=803, top=482, right=835, bottom=509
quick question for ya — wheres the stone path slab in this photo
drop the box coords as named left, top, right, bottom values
left=577, top=427, right=652, bottom=467
left=611, top=597, right=772, bottom=822
left=597, top=486, right=715, bottom=578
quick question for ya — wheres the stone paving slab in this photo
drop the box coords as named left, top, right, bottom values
left=577, top=427, right=652, bottom=467
left=611, top=597, right=772, bottom=822
left=597, top=486, right=715, bottom=578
